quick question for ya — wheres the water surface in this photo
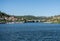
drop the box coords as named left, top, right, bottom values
left=0, top=23, right=60, bottom=41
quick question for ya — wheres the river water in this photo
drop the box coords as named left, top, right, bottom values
left=0, top=23, right=60, bottom=41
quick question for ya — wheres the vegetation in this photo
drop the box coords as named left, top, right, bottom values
left=0, top=11, right=60, bottom=23
left=0, top=11, right=10, bottom=17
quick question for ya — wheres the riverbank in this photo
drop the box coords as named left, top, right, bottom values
left=0, top=21, right=60, bottom=24
left=6, top=22, right=24, bottom=24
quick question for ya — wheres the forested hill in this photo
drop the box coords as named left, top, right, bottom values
left=0, top=11, right=10, bottom=17
left=0, top=11, right=48, bottom=20
left=0, top=11, right=60, bottom=23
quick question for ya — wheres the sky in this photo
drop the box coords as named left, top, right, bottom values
left=0, top=0, right=60, bottom=16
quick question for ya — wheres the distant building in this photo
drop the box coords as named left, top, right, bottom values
left=8, top=16, right=17, bottom=21
left=0, top=18, right=5, bottom=20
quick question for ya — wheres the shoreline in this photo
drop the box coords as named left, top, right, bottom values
left=0, top=22, right=60, bottom=24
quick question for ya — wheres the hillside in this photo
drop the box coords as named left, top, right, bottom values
left=0, top=11, right=10, bottom=17
left=0, top=11, right=60, bottom=23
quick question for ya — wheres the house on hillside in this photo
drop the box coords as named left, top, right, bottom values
left=0, top=18, right=5, bottom=20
